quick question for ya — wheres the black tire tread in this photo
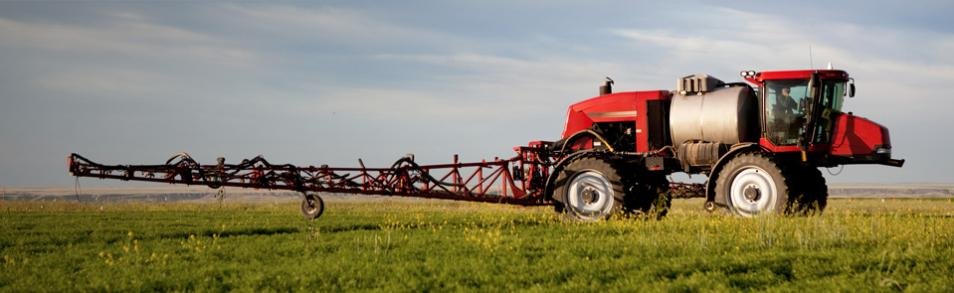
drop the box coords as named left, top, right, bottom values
left=788, top=165, right=828, bottom=215
left=622, top=168, right=672, bottom=220
left=300, top=193, right=324, bottom=220
left=551, top=153, right=625, bottom=221
left=715, top=152, right=797, bottom=216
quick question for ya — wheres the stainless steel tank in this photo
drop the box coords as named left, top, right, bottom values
left=669, top=85, right=759, bottom=146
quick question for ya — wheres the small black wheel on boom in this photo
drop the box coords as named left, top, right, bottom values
left=553, top=155, right=625, bottom=221
left=300, top=192, right=325, bottom=220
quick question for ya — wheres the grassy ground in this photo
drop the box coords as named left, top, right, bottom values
left=1, top=197, right=953, bottom=292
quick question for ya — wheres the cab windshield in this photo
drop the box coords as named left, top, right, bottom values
left=820, top=80, right=846, bottom=112
left=813, top=80, right=848, bottom=143
left=764, top=79, right=847, bottom=146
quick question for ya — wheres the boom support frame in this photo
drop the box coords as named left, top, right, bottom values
left=68, top=145, right=555, bottom=206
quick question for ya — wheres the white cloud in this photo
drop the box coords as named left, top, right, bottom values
left=0, top=17, right=259, bottom=67
left=0, top=14, right=267, bottom=101
left=376, top=53, right=620, bottom=93
left=312, top=88, right=479, bottom=119
left=36, top=68, right=171, bottom=97
left=226, top=4, right=445, bottom=45
left=376, top=52, right=615, bottom=81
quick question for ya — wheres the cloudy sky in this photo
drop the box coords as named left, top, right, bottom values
left=1, top=1, right=952, bottom=187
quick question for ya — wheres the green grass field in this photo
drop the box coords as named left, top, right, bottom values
left=2, top=197, right=953, bottom=291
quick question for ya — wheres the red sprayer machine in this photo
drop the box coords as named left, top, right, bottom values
left=69, top=68, right=903, bottom=220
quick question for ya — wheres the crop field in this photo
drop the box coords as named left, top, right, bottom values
left=2, top=197, right=953, bottom=291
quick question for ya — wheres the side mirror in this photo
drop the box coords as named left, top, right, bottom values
left=848, top=78, right=856, bottom=98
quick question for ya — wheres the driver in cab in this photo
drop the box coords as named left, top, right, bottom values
left=774, top=87, right=797, bottom=121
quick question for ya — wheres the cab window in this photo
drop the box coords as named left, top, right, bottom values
left=764, top=79, right=809, bottom=145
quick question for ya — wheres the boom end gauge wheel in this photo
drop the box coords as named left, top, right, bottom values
left=300, top=193, right=325, bottom=220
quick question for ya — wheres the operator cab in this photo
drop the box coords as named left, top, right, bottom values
left=743, top=70, right=847, bottom=147
left=742, top=69, right=900, bottom=167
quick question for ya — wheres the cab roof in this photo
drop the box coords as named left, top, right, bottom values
left=744, top=69, right=850, bottom=85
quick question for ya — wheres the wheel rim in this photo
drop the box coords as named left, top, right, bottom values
left=303, top=197, right=319, bottom=214
left=728, top=167, right=778, bottom=217
left=565, top=170, right=615, bottom=220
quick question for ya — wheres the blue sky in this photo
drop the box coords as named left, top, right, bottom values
left=1, top=1, right=953, bottom=186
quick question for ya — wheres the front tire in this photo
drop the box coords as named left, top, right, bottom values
left=553, top=156, right=624, bottom=221
left=716, top=153, right=793, bottom=217
left=790, top=166, right=828, bottom=215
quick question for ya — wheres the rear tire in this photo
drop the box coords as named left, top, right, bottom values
left=623, top=173, right=672, bottom=220
left=716, top=153, right=794, bottom=217
left=553, top=155, right=624, bottom=221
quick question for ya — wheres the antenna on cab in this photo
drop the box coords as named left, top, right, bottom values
left=809, top=44, right=815, bottom=69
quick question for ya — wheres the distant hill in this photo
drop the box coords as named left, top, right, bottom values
left=828, top=184, right=953, bottom=198
left=0, top=186, right=298, bottom=203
